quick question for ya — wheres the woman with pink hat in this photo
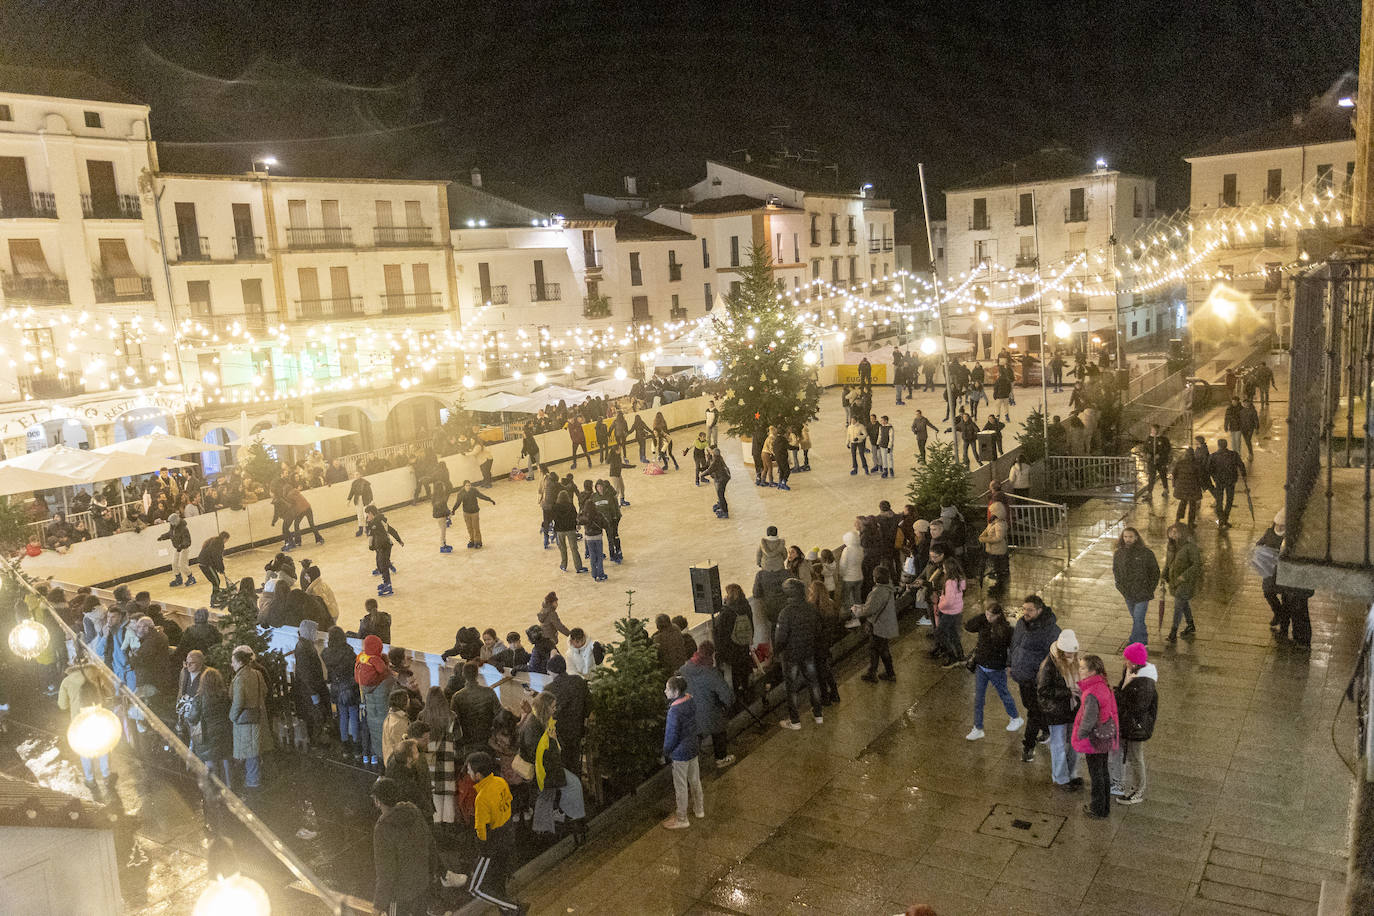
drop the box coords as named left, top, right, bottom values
left=1109, top=643, right=1158, bottom=805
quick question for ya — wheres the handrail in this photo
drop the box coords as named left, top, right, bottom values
left=0, top=557, right=347, bottom=914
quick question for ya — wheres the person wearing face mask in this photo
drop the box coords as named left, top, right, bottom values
left=660, top=675, right=704, bottom=829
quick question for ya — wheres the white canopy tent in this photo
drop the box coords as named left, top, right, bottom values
left=251, top=422, right=357, bottom=448
left=513, top=386, right=593, bottom=412
left=467, top=392, right=535, bottom=413
left=95, top=432, right=226, bottom=459
left=583, top=376, right=635, bottom=398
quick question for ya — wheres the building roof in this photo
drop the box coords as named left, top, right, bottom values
left=0, top=66, right=143, bottom=106
left=951, top=146, right=1150, bottom=192
left=613, top=212, right=696, bottom=242
left=679, top=194, right=776, bottom=215
left=0, top=774, right=120, bottom=831
left=448, top=177, right=607, bottom=228
left=709, top=156, right=861, bottom=196
left=1186, top=86, right=1356, bottom=159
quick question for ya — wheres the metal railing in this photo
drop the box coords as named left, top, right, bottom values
left=474, top=285, right=509, bottom=305
left=2, top=273, right=69, bottom=303
left=975, top=492, right=1071, bottom=562
left=1064, top=205, right=1089, bottom=223
left=381, top=291, right=443, bottom=314
left=869, top=240, right=881, bottom=253
left=92, top=275, right=153, bottom=302
left=670, top=307, right=688, bottom=321
left=1044, top=454, right=1141, bottom=499
left=295, top=295, right=364, bottom=319
left=1014, top=211, right=1035, bottom=227
left=373, top=225, right=433, bottom=246
left=883, top=240, right=893, bottom=251
left=583, top=296, right=611, bottom=319
left=196, top=312, right=278, bottom=336
left=584, top=249, right=602, bottom=271
left=968, top=215, right=990, bottom=230
left=81, top=193, right=141, bottom=219
left=1285, top=257, right=1374, bottom=571
left=530, top=282, right=561, bottom=302
left=19, top=374, right=85, bottom=399
left=172, top=235, right=210, bottom=262
left=1015, top=255, right=1038, bottom=268
left=232, top=235, right=265, bottom=259
left=1125, top=363, right=1172, bottom=401
left=285, top=226, right=352, bottom=249
left=0, top=190, right=57, bottom=218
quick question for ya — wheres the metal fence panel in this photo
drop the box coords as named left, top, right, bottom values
left=1044, top=454, right=1141, bottom=499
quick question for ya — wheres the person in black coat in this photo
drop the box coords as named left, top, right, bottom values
left=292, top=619, right=329, bottom=746
left=963, top=603, right=1021, bottom=739
left=356, top=600, right=392, bottom=644
left=1143, top=424, right=1171, bottom=499
left=713, top=583, right=753, bottom=702
left=774, top=578, right=822, bottom=729
left=1207, top=438, right=1246, bottom=529
left=158, top=512, right=195, bottom=588
left=545, top=656, right=590, bottom=773
left=1007, top=596, right=1061, bottom=759
left=186, top=666, right=234, bottom=783
left=1110, top=643, right=1158, bottom=804
left=1113, top=528, right=1160, bottom=646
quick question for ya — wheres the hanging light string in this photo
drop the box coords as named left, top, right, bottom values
left=0, top=560, right=347, bottom=915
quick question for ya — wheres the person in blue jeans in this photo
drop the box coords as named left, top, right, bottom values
left=1037, top=630, right=1082, bottom=789
left=963, top=603, right=1024, bottom=740
left=1112, top=527, right=1160, bottom=646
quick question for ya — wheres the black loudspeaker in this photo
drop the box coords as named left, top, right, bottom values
left=689, top=565, right=722, bottom=616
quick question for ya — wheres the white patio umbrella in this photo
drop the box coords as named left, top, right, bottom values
left=514, top=386, right=591, bottom=411
left=467, top=391, right=533, bottom=413
left=94, top=431, right=227, bottom=459
left=585, top=376, right=635, bottom=398
left=251, top=422, right=357, bottom=448
left=1, top=445, right=103, bottom=480
left=78, top=452, right=194, bottom=484
left=0, top=465, right=81, bottom=498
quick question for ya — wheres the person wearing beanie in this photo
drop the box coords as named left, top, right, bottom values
left=1037, top=628, right=1082, bottom=789
left=292, top=618, right=328, bottom=748
left=775, top=577, right=824, bottom=730
left=678, top=641, right=736, bottom=768
left=545, top=654, right=590, bottom=772
left=1109, top=643, right=1158, bottom=805
left=355, top=635, right=395, bottom=766
left=757, top=527, right=787, bottom=571
left=158, top=511, right=194, bottom=588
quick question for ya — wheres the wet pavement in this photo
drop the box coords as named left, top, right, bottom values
left=509, top=378, right=1361, bottom=915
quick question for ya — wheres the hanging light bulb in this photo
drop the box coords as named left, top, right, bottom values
left=613, top=367, right=627, bottom=381
left=67, top=705, right=122, bottom=758
left=461, top=375, right=475, bottom=389
left=193, top=874, right=271, bottom=916
left=8, top=618, right=49, bottom=660
left=534, top=372, right=547, bottom=385
left=919, top=337, right=937, bottom=356
left=802, top=350, right=818, bottom=366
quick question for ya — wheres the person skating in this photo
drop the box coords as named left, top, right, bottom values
left=365, top=506, right=403, bottom=597
left=911, top=410, right=934, bottom=464
left=954, top=411, right=979, bottom=467
left=1008, top=594, right=1060, bottom=762
left=876, top=415, right=895, bottom=479
left=519, top=427, right=540, bottom=476
left=591, top=481, right=624, bottom=562
left=608, top=447, right=629, bottom=507
left=685, top=432, right=710, bottom=486
left=537, top=467, right=559, bottom=549
left=704, top=399, right=719, bottom=448
left=964, top=602, right=1024, bottom=740
left=661, top=676, right=705, bottom=828
left=704, top=446, right=731, bottom=518
left=454, top=479, right=495, bottom=548
left=347, top=469, right=373, bottom=537
left=1109, top=643, right=1157, bottom=806
left=630, top=413, right=652, bottom=464
left=566, top=418, right=591, bottom=469
left=1112, top=527, right=1159, bottom=646
left=159, top=512, right=195, bottom=587
left=772, top=425, right=792, bottom=490
left=846, top=415, right=870, bottom=475
left=579, top=490, right=609, bottom=581
left=551, top=491, right=587, bottom=574
left=1162, top=523, right=1201, bottom=641
left=992, top=365, right=1014, bottom=420
left=432, top=471, right=455, bottom=554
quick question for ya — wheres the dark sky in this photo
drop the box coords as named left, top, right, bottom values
left=1, top=0, right=1360, bottom=218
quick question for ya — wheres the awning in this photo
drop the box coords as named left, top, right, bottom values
left=7, top=239, right=50, bottom=276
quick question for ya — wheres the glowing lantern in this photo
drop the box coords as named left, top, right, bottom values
left=8, top=619, right=49, bottom=659
left=67, top=706, right=122, bottom=758
left=919, top=338, right=937, bottom=356
left=193, top=874, right=271, bottom=916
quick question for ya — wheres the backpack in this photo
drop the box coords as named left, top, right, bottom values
left=731, top=612, right=754, bottom=647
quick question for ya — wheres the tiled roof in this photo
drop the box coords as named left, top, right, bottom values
left=679, top=195, right=774, bottom=214
left=613, top=213, right=695, bottom=241
left=0, top=66, right=143, bottom=106
left=950, top=146, right=1149, bottom=191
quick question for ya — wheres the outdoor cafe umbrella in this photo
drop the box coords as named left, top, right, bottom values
left=94, top=431, right=226, bottom=459
left=0, top=465, right=81, bottom=499
left=251, top=422, right=357, bottom=448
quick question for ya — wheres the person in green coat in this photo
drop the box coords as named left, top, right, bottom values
left=1163, top=523, right=1202, bottom=642
left=230, top=647, right=271, bottom=788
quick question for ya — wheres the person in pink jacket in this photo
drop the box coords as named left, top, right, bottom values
left=1072, top=654, right=1120, bottom=819
left=932, top=556, right=967, bottom=669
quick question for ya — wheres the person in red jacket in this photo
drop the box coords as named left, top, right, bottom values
left=355, top=635, right=394, bottom=766
left=1071, top=654, right=1120, bottom=820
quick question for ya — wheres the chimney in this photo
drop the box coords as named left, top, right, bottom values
left=624, top=175, right=638, bottom=195
left=470, top=167, right=483, bottom=188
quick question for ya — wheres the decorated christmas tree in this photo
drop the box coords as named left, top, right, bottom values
left=712, top=244, right=822, bottom=438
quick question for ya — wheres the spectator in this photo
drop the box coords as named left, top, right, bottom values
left=545, top=656, right=589, bottom=771
left=187, top=666, right=233, bottom=785
left=661, top=675, right=704, bottom=829
left=369, top=776, right=435, bottom=916
left=230, top=647, right=270, bottom=789
left=677, top=642, right=735, bottom=769
left=355, top=635, right=395, bottom=767
left=1112, top=527, right=1160, bottom=646
left=652, top=614, right=689, bottom=675
left=322, top=626, right=362, bottom=760
left=449, top=661, right=501, bottom=752
left=1008, top=595, right=1061, bottom=763
left=962, top=602, right=1023, bottom=741
left=463, top=752, right=525, bottom=913
left=1109, top=643, right=1158, bottom=806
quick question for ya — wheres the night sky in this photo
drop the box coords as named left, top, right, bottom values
left=0, top=0, right=1360, bottom=218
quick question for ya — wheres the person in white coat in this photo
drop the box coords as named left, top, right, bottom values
left=837, top=526, right=865, bottom=609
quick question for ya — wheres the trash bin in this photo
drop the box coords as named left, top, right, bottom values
left=977, top=431, right=999, bottom=463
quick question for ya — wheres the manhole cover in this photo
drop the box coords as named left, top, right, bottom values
left=977, top=803, right=1065, bottom=848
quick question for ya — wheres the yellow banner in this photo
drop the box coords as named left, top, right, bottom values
left=835, top=365, right=888, bottom=385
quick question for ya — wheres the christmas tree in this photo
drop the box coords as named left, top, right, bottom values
left=712, top=244, right=821, bottom=439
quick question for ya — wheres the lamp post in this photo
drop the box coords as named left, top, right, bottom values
left=918, top=164, right=956, bottom=424
left=250, top=156, right=277, bottom=176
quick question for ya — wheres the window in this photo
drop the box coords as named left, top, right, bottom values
left=232, top=203, right=256, bottom=254
left=701, top=237, right=710, bottom=268
left=83, top=111, right=102, bottom=128
left=972, top=197, right=988, bottom=230
left=375, top=200, right=394, bottom=227
left=1016, top=193, right=1033, bottom=226
left=829, top=214, right=839, bottom=245
left=831, top=258, right=840, bottom=282
left=1266, top=168, right=1283, bottom=202
left=287, top=199, right=308, bottom=228
left=974, top=239, right=996, bottom=265
left=1067, top=187, right=1087, bottom=221
left=1316, top=164, right=1334, bottom=192
left=1348, top=161, right=1357, bottom=190
left=671, top=294, right=683, bottom=318
left=1145, top=316, right=1151, bottom=332
left=119, top=322, right=144, bottom=375
left=871, top=264, right=877, bottom=280
left=478, top=262, right=493, bottom=301
left=629, top=252, right=642, bottom=286
left=1265, top=263, right=1282, bottom=292
left=1067, top=230, right=1086, bottom=256
left=730, top=236, right=740, bottom=267
left=810, top=213, right=820, bottom=246
left=320, top=200, right=341, bottom=227
left=847, top=215, right=856, bottom=244
left=1130, top=321, right=1138, bottom=337
left=1221, top=173, right=1238, bottom=206
left=668, top=249, right=681, bottom=281
left=936, top=246, right=944, bottom=262
left=583, top=229, right=599, bottom=269
left=848, top=255, right=857, bottom=283
left=187, top=280, right=212, bottom=317
left=631, top=295, right=650, bottom=322
left=339, top=337, right=359, bottom=378
left=811, top=259, right=821, bottom=279
left=1132, top=186, right=1142, bottom=218
left=533, top=259, right=547, bottom=299
left=792, top=233, right=799, bottom=262
left=404, top=200, right=422, bottom=225
left=24, top=328, right=56, bottom=374
left=0, top=105, right=11, bottom=121
left=730, top=280, right=741, bottom=299
left=1018, top=236, right=1035, bottom=264
left=775, top=232, right=782, bottom=261
left=585, top=279, right=599, bottom=300
left=704, top=282, right=713, bottom=310
left=174, top=201, right=202, bottom=260
left=1019, top=284, right=1035, bottom=301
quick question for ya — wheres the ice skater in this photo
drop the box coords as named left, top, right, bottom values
left=365, top=505, right=403, bottom=597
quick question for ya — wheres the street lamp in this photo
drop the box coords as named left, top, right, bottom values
left=8, top=619, right=49, bottom=659
left=251, top=156, right=277, bottom=175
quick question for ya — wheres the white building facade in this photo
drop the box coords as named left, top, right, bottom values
left=943, top=147, right=1162, bottom=360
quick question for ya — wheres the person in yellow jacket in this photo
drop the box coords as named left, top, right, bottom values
left=464, top=750, right=526, bottom=914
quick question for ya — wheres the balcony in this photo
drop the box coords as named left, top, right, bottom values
left=848, top=231, right=857, bottom=246
left=0, top=191, right=57, bottom=219
left=883, top=240, right=893, bottom=251
left=381, top=291, right=444, bottom=314
left=1217, top=192, right=1239, bottom=208
left=669, top=263, right=683, bottom=282
left=1015, top=255, right=1039, bottom=268
left=295, top=296, right=364, bottom=320
left=670, top=306, right=688, bottom=321
left=583, top=295, right=612, bottom=319
left=373, top=225, right=433, bottom=246
left=19, top=374, right=85, bottom=399
left=474, top=286, right=508, bottom=305
left=2, top=274, right=69, bottom=304
left=869, top=240, right=881, bottom=253
left=1014, top=212, right=1035, bottom=227
left=584, top=249, right=603, bottom=272
left=81, top=193, right=141, bottom=219
left=172, top=236, right=210, bottom=262
left=182, top=312, right=279, bottom=338
left=1064, top=205, right=1089, bottom=223
left=92, top=275, right=153, bottom=302
left=233, top=236, right=266, bottom=259
left=285, top=226, right=353, bottom=249
left=969, top=215, right=990, bottom=231
left=530, top=282, right=561, bottom=302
